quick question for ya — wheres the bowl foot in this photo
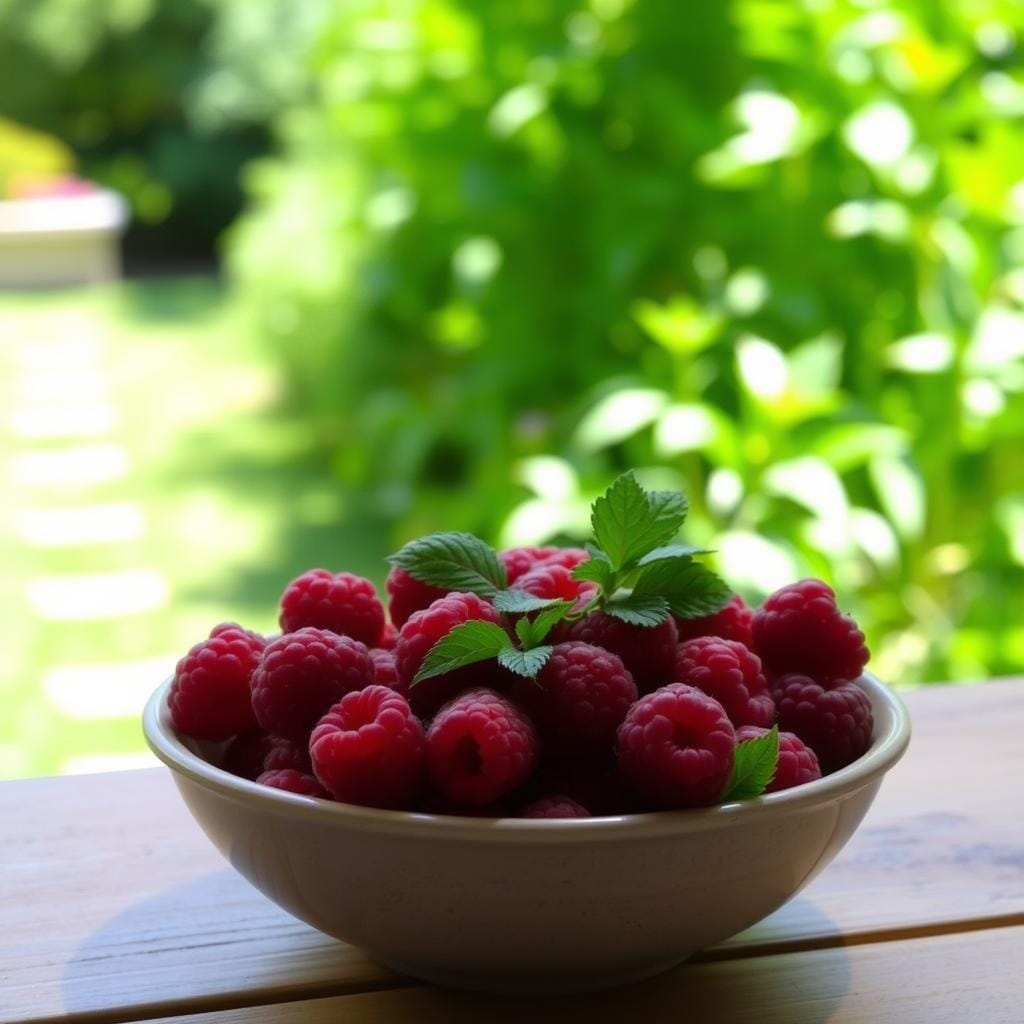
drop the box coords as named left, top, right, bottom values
left=370, top=952, right=691, bottom=995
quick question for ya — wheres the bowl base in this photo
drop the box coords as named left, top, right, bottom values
left=371, top=952, right=691, bottom=995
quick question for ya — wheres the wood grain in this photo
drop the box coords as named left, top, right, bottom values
left=1, top=680, right=1022, bottom=1024
left=143, top=925, right=1024, bottom=1024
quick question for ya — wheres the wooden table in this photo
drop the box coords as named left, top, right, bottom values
left=2, top=680, right=1022, bottom=1024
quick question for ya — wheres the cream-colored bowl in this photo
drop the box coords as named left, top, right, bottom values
left=143, top=673, right=909, bottom=994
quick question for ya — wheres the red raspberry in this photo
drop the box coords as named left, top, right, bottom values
left=538, top=547, right=588, bottom=572
left=752, top=579, right=869, bottom=684
left=511, top=563, right=598, bottom=612
left=376, top=621, right=398, bottom=650
left=262, top=737, right=312, bottom=774
left=222, top=729, right=274, bottom=779
left=395, top=592, right=507, bottom=717
left=772, top=674, right=874, bottom=773
left=531, top=756, right=632, bottom=815
left=616, top=683, right=736, bottom=809
left=369, top=647, right=401, bottom=691
left=279, top=569, right=385, bottom=647
left=511, top=642, right=636, bottom=757
left=567, top=612, right=678, bottom=693
left=673, top=637, right=775, bottom=728
left=251, top=628, right=374, bottom=741
left=500, top=546, right=560, bottom=583
left=519, top=794, right=590, bottom=818
left=169, top=624, right=264, bottom=740
left=675, top=594, right=754, bottom=648
left=256, top=769, right=329, bottom=798
left=426, top=689, right=539, bottom=805
left=386, top=566, right=449, bottom=629
left=310, top=686, right=426, bottom=809
left=736, top=725, right=822, bottom=792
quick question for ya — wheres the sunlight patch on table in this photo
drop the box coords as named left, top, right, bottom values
left=60, top=751, right=159, bottom=776
left=26, top=569, right=169, bottom=621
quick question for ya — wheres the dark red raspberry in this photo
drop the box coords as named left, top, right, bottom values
left=310, top=686, right=426, bottom=809
left=772, top=674, right=874, bottom=773
left=256, top=769, right=329, bottom=798
left=278, top=569, right=385, bottom=647
left=736, top=725, right=822, bottom=792
left=519, top=794, right=590, bottom=818
left=511, top=642, right=636, bottom=757
left=386, top=566, right=449, bottom=629
left=251, top=628, right=374, bottom=741
left=369, top=647, right=401, bottom=691
left=531, top=756, right=633, bottom=815
left=675, top=594, right=754, bottom=648
left=752, top=579, right=869, bottom=684
left=674, top=637, right=775, bottom=728
left=426, top=689, right=539, bottom=805
left=262, top=736, right=312, bottom=774
left=567, top=612, right=678, bottom=693
left=511, top=563, right=598, bottom=613
left=617, top=683, right=736, bottom=808
left=395, top=592, right=507, bottom=717
left=500, top=546, right=560, bottom=583
left=538, top=547, right=588, bottom=572
left=376, top=621, right=398, bottom=650
left=169, top=624, right=264, bottom=740
left=222, top=729, right=274, bottom=779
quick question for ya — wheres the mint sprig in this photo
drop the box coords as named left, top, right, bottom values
left=387, top=531, right=507, bottom=596
left=591, top=472, right=687, bottom=571
left=721, top=727, right=780, bottom=802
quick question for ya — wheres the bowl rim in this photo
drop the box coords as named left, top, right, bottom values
left=143, top=672, right=910, bottom=843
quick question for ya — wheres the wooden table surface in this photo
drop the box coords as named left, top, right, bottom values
left=2, top=679, right=1022, bottom=1024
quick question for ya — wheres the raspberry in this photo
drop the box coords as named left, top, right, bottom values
left=537, top=547, right=588, bottom=572
left=222, top=729, right=274, bottom=780
left=426, top=689, right=539, bottom=805
left=511, top=642, right=636, bottom=757
left=736, top=725, right=821, bottom=793
left=673, top=637, right=775, bottom=728
left=511, top=563, right=598, bottom=613
left=567, top=612, right=678, bottom=693
left=262, top=737, right=312, bottom=774
left=251, top=628, right=374, bottom=741
left=500, top=546, right=561, bottom=583
left=376, top=621, right=398, bottom=650
left=675, top=594, right=754, bottom=648
left=531, top=756, right=632, bottom=815
left=519, top=794, right=590, bottom=818
left=310, top=686, right=426, bottom=809
left=616, top=683, right=736, bottom=809
left=279, top=569, right=385, bottom=647
left=394, top=592, right=507, bottom=717
left=256, top=769, right=328, bottom=798
left=169, top=624, right=264, bottom=740
left=369, top=647, right=401, bottom=691
left=752, top=579, right=869, bottom=684
left=386, top=567, right=449, bottom=629
left=772, top=674, right=874, bottom=774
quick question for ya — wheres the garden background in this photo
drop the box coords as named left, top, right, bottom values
left=2, top=0, right=1023, bottom=777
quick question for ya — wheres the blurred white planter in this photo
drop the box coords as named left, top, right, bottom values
left=0, top=189, right=128, bottom=288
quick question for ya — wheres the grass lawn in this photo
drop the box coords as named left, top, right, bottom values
left=0, top=277, right=391, bottom=779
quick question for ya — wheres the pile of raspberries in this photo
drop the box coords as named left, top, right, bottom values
left=168, top=557, right=872, bottom=817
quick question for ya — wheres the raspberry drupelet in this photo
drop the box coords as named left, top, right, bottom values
left=368, top=647, right=401, bottom=692
left=736, top=725, right=821, bottom=792
left=567, top=611, right=678, bottom=693
left=386, top=566, right=449, bottom=630
left=673, top=636, right=775, bottom=729
left=675, top=594, right=755, bottom=648
left=278, top=569, right=385, bottom=647
left=262, top=736, right=313, bottom=774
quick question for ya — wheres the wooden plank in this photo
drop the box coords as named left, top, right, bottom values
left=1, top=679, right=1022, bottom=1024
left=141, top=925, right=1024, bottom=1024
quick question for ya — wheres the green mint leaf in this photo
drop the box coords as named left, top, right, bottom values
left=722, top=726, right=780, bottom=802
left=603, top=593, right=671, bottom=627
left=572, top=555, right=616, bottom=591
left=636, top=543, right=713, bottom=566
left=585, top=542, right=606, bottom=559
left=412, top=620, right=509, bottom=685
left=387, top=531, right=507, bottom=596
left=493, top=590, right=564, bottom=614
left=497, top=645, right=553, bottom=678
left=633, top=557, right=732, bottom=618
left=514, top=616, right=534, bottom=647
left=513, top=600, right=574, bottom=648
left=590, top=472, right=687, bottom=570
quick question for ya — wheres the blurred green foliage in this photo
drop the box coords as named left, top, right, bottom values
left=223, top=0, right=1024, bottom=686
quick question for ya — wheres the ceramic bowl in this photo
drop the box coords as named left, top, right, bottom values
left=143, top=672, right=909, bottom=994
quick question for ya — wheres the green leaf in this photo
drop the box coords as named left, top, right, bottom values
left=387, top=531, right=507, bottom=596
left=722, top=727, right=780, bottom=802
left=603, top=593, right=671, bottom=626
left=633, top=557, right=732, bottom=619
left=498, top=645, right=553, bottom=678
left=513, top=600, right=574, bottom=648
left=590, top=472, right=687, bottom=570
left=493, top=590, right=563, bottom=614
left=572, top=555, right=616, bottom=591
left=636, top=543, right=713, bottom=566
left=412, top=620, right=509, bottom=685
left=514, top=616, right=534, bottom=646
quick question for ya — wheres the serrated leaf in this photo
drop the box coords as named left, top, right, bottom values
left=515, top=616, right=534, bottom=646
left=412, top=620, right=509, bottom=685
left=636, top=543, right=713, bottom=566
left=493, top=590, right=563, bottom=614
left=722, top=727, right=780, bottom=802
left=497, top=645, right=553, bottom=678
left=572, top=555, right=616, bottom=591
left=585, top=542, right=606, bottom=559
left=387, top=531, right=507, bottom=596
left=603, top=593, right=672, bottom=626
left=513, top=600, right=574, bottom=648
left=591, top=472, right=687, bottom=570
left=633, top=557, right=732, bottom=618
